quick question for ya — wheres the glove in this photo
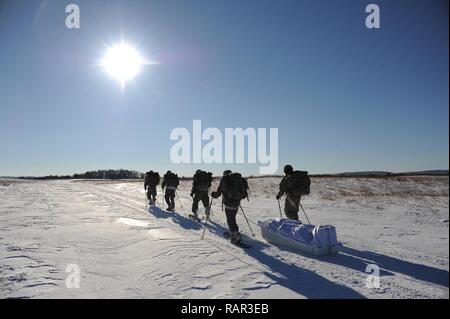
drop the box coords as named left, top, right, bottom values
left=276, top=193, right=282, bottom=200
left=211, top=192, right=219, bottom=199
left=190, top=192, right=194, bottom=198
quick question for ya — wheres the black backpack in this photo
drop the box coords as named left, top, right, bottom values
left=221, top=173, right=249, bottom=200
left=286, top=171, right=310, bottom=196
left=146, top=172, right=160, bottom=186
left=165, top=172, right=179, bottom=187
left=195, top=171, right=212, bottom=190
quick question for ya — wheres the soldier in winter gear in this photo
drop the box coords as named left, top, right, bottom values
left=191, top=170, right=213, bottom=219
left=144, top=171, right=160, bottom=206
left=162, top=170, right=180, bottom=211
left=276, top=164, right=311, bottom=222
left=212, top=170, right=249, bottom=244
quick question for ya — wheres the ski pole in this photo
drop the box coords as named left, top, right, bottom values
left=239, top=205, right=255, bottom=237
left=299, top=200, right=311, bottom=224
left=175, top=190, right=183, bottom=208
left=156, top=190, right=164, bottom=207
left=277, top=199, right=282, bottom=218
left=207, top=196, right=214, bottom=217
left=201, top=198, right=214, bottom=240
left=145, top=189, right=148, bottom=207
left=207, top=188, right=213, bottom=216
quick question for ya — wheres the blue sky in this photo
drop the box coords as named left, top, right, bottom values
left=0, top=0, right=448, bottom=176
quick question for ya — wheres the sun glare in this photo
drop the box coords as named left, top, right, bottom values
left=100, top=43, right=147, bottom=88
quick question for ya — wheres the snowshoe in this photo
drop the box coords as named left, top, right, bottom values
left=223, top=231, right=251, bottom=248
left=188, top=214, right=201, bottom=222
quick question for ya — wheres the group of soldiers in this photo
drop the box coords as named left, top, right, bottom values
left=144, top=165, right=310, bottom=244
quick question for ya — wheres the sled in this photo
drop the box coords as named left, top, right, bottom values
left=259, top=219, right=342, bottom=256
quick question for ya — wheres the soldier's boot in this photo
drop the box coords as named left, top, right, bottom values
left=230, top=231, right=241, bottom=244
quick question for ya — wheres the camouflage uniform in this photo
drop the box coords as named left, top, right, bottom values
left=162, top=172, right=179, bottom=211
left=277, top=175, right=301, bottom=221
left=212, top=171, right=248, bottom=243
left=191, top=171, right=212, bottom=217
left=144, top=172, right=160, bottom=205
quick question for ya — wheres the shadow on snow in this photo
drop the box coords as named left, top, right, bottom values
left=335, top=246, right=449, bottom=288
left=148, top=206, right=202, bottom=231
left=149, top=207, right=448, bottom=296
left=206, top=220, right=366, bottom=298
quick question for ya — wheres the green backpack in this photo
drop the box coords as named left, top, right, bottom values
left=221, top=173, right=249, bottom=200
left=195, top=170, right=212, bottom=190
left=286, top=171, right=311, bottom=196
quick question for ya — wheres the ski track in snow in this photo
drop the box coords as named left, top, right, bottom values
left=0, top=177, right=448, bottom=298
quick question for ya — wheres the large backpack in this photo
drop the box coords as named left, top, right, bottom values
left=286, top=171, right=311, bottom=196
left=165, top=172, right=179, bottom=188
left=146, top=172, right=160, bottom=186
left=221, top=173, right=249, bottom=200
left=195, top=170, right=212, bottom=190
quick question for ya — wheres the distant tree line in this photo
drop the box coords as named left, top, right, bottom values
left=18, top=169, right=448, bottom=180
left=73, top=169, right=142, bottom=179
left=20, top=169, right=143, bottom=180
left=309, top=172, right=449, bottom=178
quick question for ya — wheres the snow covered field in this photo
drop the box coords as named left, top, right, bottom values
left=0, top=176, right=448, bottom=299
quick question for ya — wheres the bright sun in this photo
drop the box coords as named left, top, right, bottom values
left=100, top=43, right=147, bottom=88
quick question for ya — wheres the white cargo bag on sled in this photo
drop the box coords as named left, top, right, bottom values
left=312, top=225, right=338, bottom=247
left=259, top=218, right=341, bottom=256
